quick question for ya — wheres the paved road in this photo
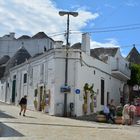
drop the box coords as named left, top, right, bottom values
left=0, top=102, right=140, bottom=140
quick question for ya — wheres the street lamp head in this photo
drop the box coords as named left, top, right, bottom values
left=59, top=11, right=78, bottom=17
left=69, top=12, right=78, bottom=17
left=59, top=11, right=66, bottom=16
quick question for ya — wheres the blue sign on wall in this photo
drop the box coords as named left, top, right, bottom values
left=75, top=89, right=80, bottom=94
left=60, top=86, right=71, bottom=93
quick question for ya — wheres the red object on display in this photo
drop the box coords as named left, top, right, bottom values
left=136, top=106, right=140, bottom=116
left=134, top=98, right=140, bottom=116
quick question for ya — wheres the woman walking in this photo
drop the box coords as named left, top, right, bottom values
left=19, top=95, right=27, bottom=116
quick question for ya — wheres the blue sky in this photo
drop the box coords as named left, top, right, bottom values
left=0, top=0, right=140, bottom=56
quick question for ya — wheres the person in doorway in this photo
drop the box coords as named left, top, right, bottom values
left=19, top=95, right=27, bottom=116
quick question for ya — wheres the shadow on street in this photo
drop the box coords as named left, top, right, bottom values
left=23, top=115, right=37, bottom=119
left=0, top=121, right=119, bottom=130
left=0, top=110, right=16, bottom=119
left=0, top=122, right=24, bottom=137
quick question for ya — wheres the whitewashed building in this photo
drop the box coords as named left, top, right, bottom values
left=0, top=32, right=61, bottom=58
left=0, top=34, right=131, bottom=116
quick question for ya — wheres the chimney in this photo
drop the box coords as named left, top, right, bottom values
left=9, top=32, right=15, bottom=39
left=54, top=41, right=63, bottom=48
left=81, top=33, right=90, bottom=55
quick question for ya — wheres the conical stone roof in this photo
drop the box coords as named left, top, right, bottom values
left=126, top=47, right=140, bottom=64
left=0, top=55, right=10, bottom=65
left=4, top=47, right=31, bottom=76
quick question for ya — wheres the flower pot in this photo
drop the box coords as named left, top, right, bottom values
left=115, top=116, right=123, bottom=124
left=96, top=114, right=106, bottom=122
left=90, top=102, right=94, bottom=113
left=83, top=103, right=88, bottom=114
left=34, top=100, right=38, bottom=110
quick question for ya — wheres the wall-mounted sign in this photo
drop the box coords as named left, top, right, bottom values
left=75, top=89, right=80, bottom=94
left=60, top=86, right=71, bottom=93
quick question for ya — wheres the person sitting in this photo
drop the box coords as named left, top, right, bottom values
left=103, top=104, right=115, bottom=123
left=110, top=99, right=116, bottom=117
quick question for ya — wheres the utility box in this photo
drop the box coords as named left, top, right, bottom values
left=55, top=103, right=63, bottom=116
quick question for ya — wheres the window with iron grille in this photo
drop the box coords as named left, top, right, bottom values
left=23, top=73, right=27, bottom=83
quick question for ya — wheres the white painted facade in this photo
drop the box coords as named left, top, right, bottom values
left=0, top=45, right=130, bottom=116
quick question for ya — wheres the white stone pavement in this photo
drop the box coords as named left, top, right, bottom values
left=0, top=103, right=140, bottom=140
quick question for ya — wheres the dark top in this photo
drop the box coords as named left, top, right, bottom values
left=19, top=97, right=27, bottom=105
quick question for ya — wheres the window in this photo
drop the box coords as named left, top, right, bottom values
left=101, top=79, right=104, bottom=105
left=13, top=75, right=16, bottom=80
left=23, top=73, right=27, bottom=83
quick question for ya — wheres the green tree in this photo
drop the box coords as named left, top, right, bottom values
left=127, top=63, right=140, bottom=101
left=128, top=63, right=140, bottom=86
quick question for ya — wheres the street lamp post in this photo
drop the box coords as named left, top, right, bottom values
left=59, top=11, right=78, bottom=117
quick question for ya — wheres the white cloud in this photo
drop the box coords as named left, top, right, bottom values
left=0, top=0, right=99, bottom=45
left=90, top=38, right=120, bottom=49
left=0, top=0, right=127, bottom=57
left=125, top=0, right=138, bottom=7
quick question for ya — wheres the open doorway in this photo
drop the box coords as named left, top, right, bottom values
left=11, top=75, right=16, bottom=103
left=39, top=86, right=43, bottom=111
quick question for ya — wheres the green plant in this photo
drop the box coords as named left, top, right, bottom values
left=116, top=106, right=123, bottom=116
left=83, top=83, right=96, bottom=114
left=97, top=110, right=104, bottom=115
left=34, top=98, right=38, bottom=110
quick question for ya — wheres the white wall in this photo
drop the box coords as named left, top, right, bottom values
left=0, top=48, right=128, bottom=116
left=53, top=49, right=124, bottom=116
left=0, top=81, right=6, bottom=102
left=69, top=51, right=125, bottom=116
left=0, top=38, right=54, bottom=58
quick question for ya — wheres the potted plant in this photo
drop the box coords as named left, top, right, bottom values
left=34, top=89, right=38, bottom=110
left=96, top=110, right=107, bottom=122
left=89, top=84, right=95, bottom=113
left=83, top=83, right=95, bottom=114
left=115, top=106, right=123, bottom=124
left=83, top=83, right=89, bottom=115
left=90, top=93, right=94, bottom=113
left=34, top=98, right=38, bottom=110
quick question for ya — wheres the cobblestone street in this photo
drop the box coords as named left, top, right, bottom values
left=0, top=102, right=140, bottom=140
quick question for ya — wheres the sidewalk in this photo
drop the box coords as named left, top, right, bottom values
left=0, top=102, right=140, bottom=140
left=73, top=113, right=140, bottom=126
